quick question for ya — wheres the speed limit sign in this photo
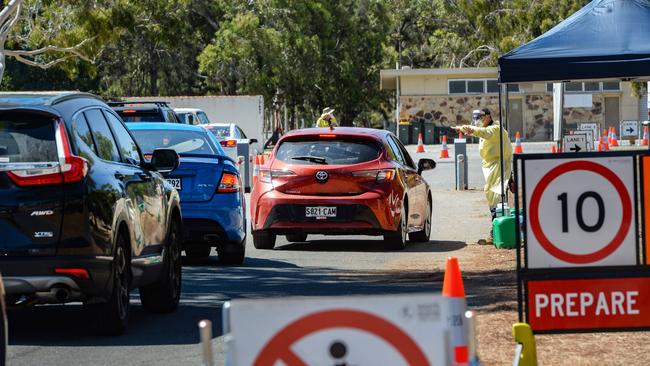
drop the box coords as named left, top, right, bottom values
left=524, top=156, right=638, bottom=268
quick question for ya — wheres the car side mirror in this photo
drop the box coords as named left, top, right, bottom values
left=249, top=138, right=258, bottom=144
left=151, top=149, right=179, bottom=173
left=417, top=158, right=436, bottom=175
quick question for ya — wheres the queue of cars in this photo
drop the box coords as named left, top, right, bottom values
left=0, top=92, right=436, bottom=336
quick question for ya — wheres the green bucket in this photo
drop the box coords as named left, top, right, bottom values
left=493, top=215, right=516, bottom=249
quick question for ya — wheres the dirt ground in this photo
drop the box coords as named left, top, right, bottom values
left=386, top=188, right=650, bottom=366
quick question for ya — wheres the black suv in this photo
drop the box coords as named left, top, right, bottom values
left=108, top=100, right=180, bottom=123
left=0, top=92, right=183, bottom=335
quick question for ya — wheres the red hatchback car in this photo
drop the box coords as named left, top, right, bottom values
left=250, top=127, right=436, bottom=250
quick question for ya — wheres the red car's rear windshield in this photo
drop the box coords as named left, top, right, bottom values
left=276, top=137, right=380, bottom=165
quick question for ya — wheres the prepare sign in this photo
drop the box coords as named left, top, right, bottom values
left=527, top=277, right=650, bottom=331
left=524, top=156, right=637, bottom=268
left=223, top=294, right=452, bottom=366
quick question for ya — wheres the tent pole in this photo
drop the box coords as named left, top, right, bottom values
left=499, top=85, right=507, bottom=210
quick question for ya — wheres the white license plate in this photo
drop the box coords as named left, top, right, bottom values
left=166, top=178, right=182, bottom=191
left=305, top=206, right=337, bottom=218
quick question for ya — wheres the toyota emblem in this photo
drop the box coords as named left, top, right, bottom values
left=315, top=170, right=329, bottom=183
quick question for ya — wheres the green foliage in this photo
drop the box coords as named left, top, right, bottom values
left=2, top=0, right=595, bottom=125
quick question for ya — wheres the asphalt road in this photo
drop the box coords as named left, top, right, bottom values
left=5, top=141, right=545, bottom=365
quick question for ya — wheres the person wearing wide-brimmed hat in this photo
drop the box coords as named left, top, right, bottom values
left=316, top=107, right=337, bottom=128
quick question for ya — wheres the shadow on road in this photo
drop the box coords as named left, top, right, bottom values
left=275, top=239, right=466, bottom=252
left=7, top=256, right=458, bottom=347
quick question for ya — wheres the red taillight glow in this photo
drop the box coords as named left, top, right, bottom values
left=6, top=120, right=88, bottom=187
left=55, top=268, right=90, bottom=280
left=319, top=134, right=336, bottom=138
left=219, top=140, right=237, bottom=148
left=351, top=169, right=396, bottom=182
left=122, top=109, right=137, bottom=113
left=218, top=172, right=240, bottom=193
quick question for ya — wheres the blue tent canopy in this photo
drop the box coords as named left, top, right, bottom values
left=498, top=0, right=650, bottom=83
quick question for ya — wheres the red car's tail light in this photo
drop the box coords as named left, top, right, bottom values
left=7, top=120, right=88, bottom=186
left=319, top=134, right=336, bottom=138
left=219, top=139, right=237, bottom=148
left=352, top=169, right=395, bottom=182
left=259, top=169, right=295, bottom=183
left=55, top=268, right=90, bottom=280
left=218, top=172, right=240, bottom=193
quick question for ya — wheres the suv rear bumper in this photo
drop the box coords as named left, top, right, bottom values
left=0, top=256, right=112, bottom=304
left=252, top=190, right=397, bottom=232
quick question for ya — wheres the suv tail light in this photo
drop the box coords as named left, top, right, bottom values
left=220, top=140, right=237, bottom=148
left=351, top=169, right=395, bottom=182
left=6, top=120, right=88, bottom=187
left=259, top=169, right=296, bottom=184
left=218, top=172, right=240, bottom=193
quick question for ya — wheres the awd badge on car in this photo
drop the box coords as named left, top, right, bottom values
left=34, top=232, right=53, bottom=238
left=315, top=170, right=329, bottom=183
left=30, top=210, right=54, bottom=217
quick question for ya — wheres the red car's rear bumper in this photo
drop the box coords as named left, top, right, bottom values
left=251, top=187, right=399, bottom=234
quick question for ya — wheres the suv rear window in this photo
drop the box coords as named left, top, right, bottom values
left=130, top=129, right=217, bottom=155
left=0, top=114, right=57, bottom=163
left=276, top=138, right=380, bottom=165
left=117, top=110, right=165, bottom=122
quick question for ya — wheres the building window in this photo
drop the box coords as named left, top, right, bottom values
left=548, top=81, right=622, bottom=93
left=507, top=84, right=520, bottom=92
left=449, top=80, right=466, bottom=94
left=602, top=81, right=621, bottom=91
left=448, top=79, right=511, bottom=95
left=467, top=80, right=484, bottom=93
left=565, top=82, right=583, bottom=92
left=486, top=80, right=499, bottom=93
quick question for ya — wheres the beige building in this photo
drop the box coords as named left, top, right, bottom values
left=380, top=67, right=644, bottom=141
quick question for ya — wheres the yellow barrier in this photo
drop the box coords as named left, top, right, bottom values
left=512, top=323, right=537, bottom=366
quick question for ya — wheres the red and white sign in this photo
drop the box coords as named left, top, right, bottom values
left=524, top=157, right=637, bottom=268
left=224, top=294, right=451, bottom=366
left=527, top=278, right=650, bottom=331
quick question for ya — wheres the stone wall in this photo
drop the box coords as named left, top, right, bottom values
left=400, top=94, right=607, bottom=141
left=400, top=95, right=500, bottom=127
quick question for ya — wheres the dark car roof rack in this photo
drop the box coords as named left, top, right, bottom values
left=107, top=100, right=171, bottom=107
left=0, top=91, right=104, bottom=107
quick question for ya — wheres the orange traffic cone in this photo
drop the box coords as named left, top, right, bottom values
left=514, top=131, right=523, bottom=154
left=443, top=257, right=469, bottom=366
left=259, top=153, right=265, bottom=165
left=551, top=144, right=557, bottom=154
left=439, top=135, right=450, bottom=159
left=598, top=137, right=603, bottom=152
left=416, top=132, right=425, bottom=153
left=252, top=155, right=260, bottom=187
left=643, top=126, right=649, bottom=146
left=610, top=128, right=619, bottom=147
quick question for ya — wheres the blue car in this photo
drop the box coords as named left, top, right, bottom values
left=127, top=123, right=246, bottom=264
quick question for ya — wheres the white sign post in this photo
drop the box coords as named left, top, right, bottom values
left=562, top=134, right=587, bottom=153
left=579, top=123, right=599, bottom=146
left=571, top=130, right=594, bottom=151
left=224, top=294, right=453, bottom=366
left=524, top=156, right=637, bottom=269
left=620, top=120, right=639, bottom=138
